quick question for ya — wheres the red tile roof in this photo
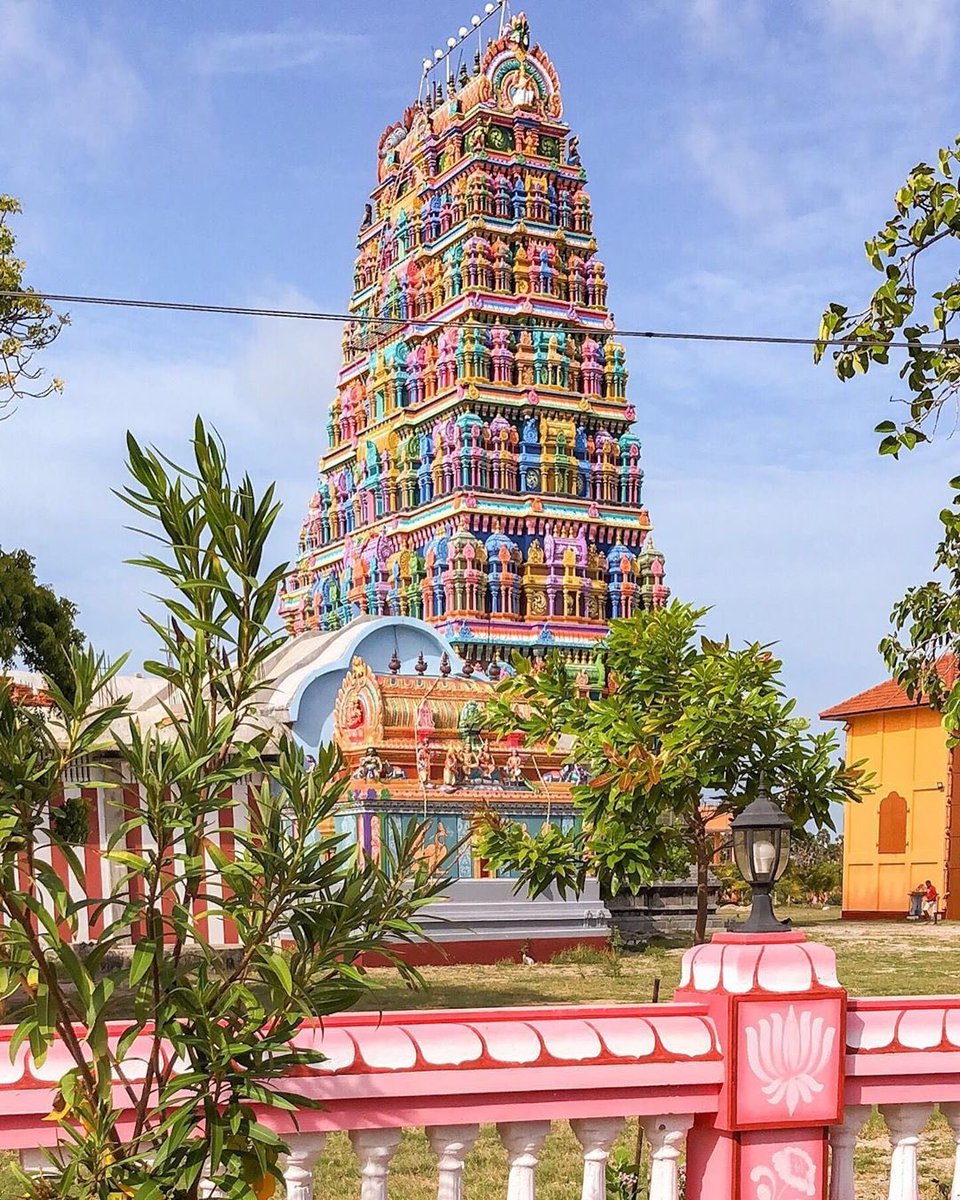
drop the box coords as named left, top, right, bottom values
left=3, top=681, right=55, bottom=709
left=820, top=655, right=957, bottom=721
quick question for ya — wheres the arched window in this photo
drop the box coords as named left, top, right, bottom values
left=878, top=791, right=908, bottom=855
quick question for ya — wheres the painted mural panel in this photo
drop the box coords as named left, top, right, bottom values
left=387, top=813, right=467, bottom=880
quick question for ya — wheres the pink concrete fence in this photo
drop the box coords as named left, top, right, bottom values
left=4, top=930, right=958, bottom=1198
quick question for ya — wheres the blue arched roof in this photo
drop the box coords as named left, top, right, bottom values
left=283, top=617, right=464, bottom=752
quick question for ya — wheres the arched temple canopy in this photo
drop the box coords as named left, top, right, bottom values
left=267, top=616, right=467, bottom=752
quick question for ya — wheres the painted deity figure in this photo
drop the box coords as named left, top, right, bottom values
left=416, top=744, right=432, bottom=786
left=443, top=745, right=464, bottom=789
left=505, top=748, right=525, bottom=787
left=345, top=697, right=365, bottom=731
left=478, top=742, right=497, bottom=781
left=413, top=822, right=448, bottom=876
left=468, top=118, right=488, bottom=153
left=358, top=746, right=384, bottom=780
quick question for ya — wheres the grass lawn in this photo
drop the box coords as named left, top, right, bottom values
left=352, top=906, right=960, bottom=1012
left=7, top=909, right=960, bottom=1197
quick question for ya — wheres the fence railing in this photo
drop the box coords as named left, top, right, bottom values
left=5, top=933, right=960, bottom=1198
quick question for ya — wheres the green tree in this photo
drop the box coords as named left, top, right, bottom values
left=814, top=138, right=960, bottom=736
left=0, top=548, right=83, bottom=697
left=477, top=602, right=868, bottom=944
left=774, top=830, right=843, bottom=906
left=0, top=419, right=445, bottom=1200
left=0, top=198, right=79, bottom=699
left=0, top=195, right=67, bottom=409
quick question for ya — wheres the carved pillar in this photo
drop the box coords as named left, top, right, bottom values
left=641, top=1116, right=694, bottom=1200
left=828, top=1104, right=870, bottom=1200
left=280, top=1132, right=328, bottom=1200
left=497, top=1120, right=550, bottom=1200
left=941, top=1101, right=960, bottom=1200
left=349, top=1126, right=403, bottom=1200
left=676, top=931, right=846, bottom=1200
left=427, top=1123, right=480, bottom=1200
left=570, top=1116, right=624, bottom=1200
left=880, top=1103, right=933, bottom=1200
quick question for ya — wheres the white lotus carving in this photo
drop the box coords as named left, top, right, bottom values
left=744, top=1006, right=835, bottom=1116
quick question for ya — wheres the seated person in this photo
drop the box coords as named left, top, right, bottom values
left=922, top=879, right=939, bottom=921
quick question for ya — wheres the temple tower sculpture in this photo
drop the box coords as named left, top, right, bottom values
left=280, top=10, right=668, bottom=673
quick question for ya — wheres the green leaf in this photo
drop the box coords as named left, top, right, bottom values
left=129, top=940, right=156, bottom=987
left=265, top=950, right=293, bottom=996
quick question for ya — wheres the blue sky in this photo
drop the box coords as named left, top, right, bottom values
left=1, top=0, right=957, bottom=762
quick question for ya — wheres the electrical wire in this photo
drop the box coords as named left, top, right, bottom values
left=0, top=289, right=952, bottom=350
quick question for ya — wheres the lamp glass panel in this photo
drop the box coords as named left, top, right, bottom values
left=772, top=829, right=791, bottom=881
left=733, top=829, right=752, bottom=881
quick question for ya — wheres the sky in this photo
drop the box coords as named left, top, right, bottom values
left=1, top=0, right=957, bottom=774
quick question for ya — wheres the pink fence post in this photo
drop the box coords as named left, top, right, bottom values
left=675, top=930, right=846, bottom=1200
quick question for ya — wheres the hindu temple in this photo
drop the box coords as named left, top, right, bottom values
left=272, top=6, right=674, bottom=955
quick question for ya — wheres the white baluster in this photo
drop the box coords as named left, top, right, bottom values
left=281, top=1132, right=328, bottom=1200
left=427, top=1123, right=479, bottom=1200
left=829, top=1104, right=870, bottom=1200
left=350, top=1127, right=403, bottom=1200
left=639, top=1115, right=693, bottom=1200
left=570, top=1116, right=625, bottom=1200
left=497, top=1120, right=551, bottom=1200
left=880, top=1102, right=934, bottom=1200
left=940, top=1102, right=960, bottom=1200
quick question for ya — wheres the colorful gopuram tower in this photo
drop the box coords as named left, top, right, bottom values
left=280, top=8, right=668, bottom=671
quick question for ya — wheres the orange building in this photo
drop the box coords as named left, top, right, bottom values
left=821, top=658, right=960, bottom=920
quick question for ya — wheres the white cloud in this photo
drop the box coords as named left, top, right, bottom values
left=0, top=0, right=143, bottom=181
left=683, top=0, right=765, bottom=56
left=684, top=120, right=787, bottom=224
left=0, top=290, right=341, bottom=668
left=819, top=0, right=955, bottom=65
left=193, top=26, right=366, bottom=76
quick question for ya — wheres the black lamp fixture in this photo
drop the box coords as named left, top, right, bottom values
left=730, top=783, right=793, bottom=933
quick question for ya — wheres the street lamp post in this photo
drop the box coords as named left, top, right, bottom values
left=729, top=784, right=793, bottom=933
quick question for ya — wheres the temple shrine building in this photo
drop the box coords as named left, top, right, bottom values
left=821, top=657, right=960, bottom=921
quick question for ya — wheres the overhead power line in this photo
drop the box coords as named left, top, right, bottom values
left=0, top=289, right=951, bottom=350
